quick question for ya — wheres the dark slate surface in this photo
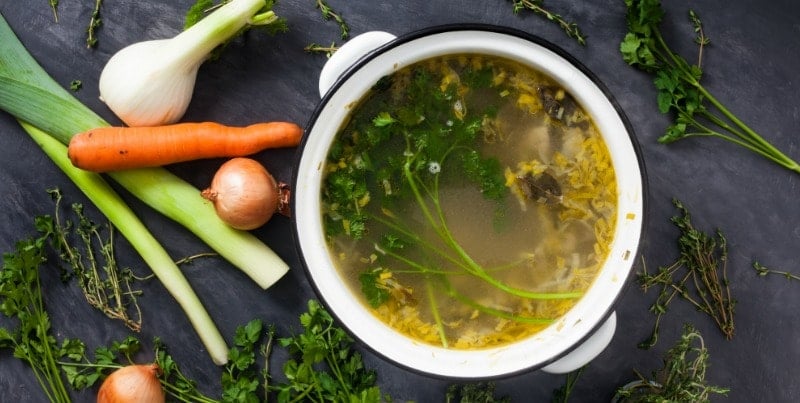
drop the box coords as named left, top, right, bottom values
left=1, top=1, right=798, bottom=402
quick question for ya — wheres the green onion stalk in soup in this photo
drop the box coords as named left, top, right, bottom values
left=321, top=54, right=617, bottom=349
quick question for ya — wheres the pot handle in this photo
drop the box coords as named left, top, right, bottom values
left=318, top=31, right=397, bottom=97
left=541, top=311, right=617, bottom=374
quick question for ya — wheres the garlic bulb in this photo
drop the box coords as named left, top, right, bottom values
left=98, top=0, right=282, bottom=127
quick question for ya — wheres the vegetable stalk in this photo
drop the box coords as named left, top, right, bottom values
left=0, top=12, right=288, bottom=291
left=173, top=0, right=277, bottom=59
left=22, top=122, right=230, bottom=365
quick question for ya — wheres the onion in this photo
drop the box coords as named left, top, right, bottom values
left=201, top=158, right=285, bottom=230
left=97, top=364, right=165, bottom=403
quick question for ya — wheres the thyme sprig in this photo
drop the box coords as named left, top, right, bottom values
left=44, top=188, right=146, bottom=332
left=446, top=382, right=510, bottom=403
left=753, top=261, right=800, bottom=282
left=638, top=199, right=735, bottom=349
left=304, top=42, right=340, bottom=58
left=510, top=0, right=586, bottom=45
left=688, top=10, right=709, bottom=67
left=315, top=0, right=349, bottom=40
left=619, top=325, right=729, bottom=403
left=86, top=0, right=104, bottom=48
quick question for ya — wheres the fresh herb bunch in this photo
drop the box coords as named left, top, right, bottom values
left=510, top=0, right=586, bottom=45
left=220, top=319, right=272, bottom=402
left=445, top=382, right=510, bottom=403
left=620, top=0, right=800, bottom=174
left=638, top=199, right=735, bottom=348
left=0, top=224, right=76, bottom=402
left=617, top=325, right=729, bottom=403
left=44, top=188, right=147, bottom=332
left=271, top=300, right=383, bottom=402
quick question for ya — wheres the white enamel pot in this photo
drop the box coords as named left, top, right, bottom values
left=291, top=24, right=647, bottom=379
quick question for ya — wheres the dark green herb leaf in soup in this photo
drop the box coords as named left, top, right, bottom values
left=321, top=54, right=617, bottom=349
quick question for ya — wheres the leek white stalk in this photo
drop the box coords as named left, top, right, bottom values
left=21, top=122, right=230, bottom=366
left=99, top=0, right=280, bottom=126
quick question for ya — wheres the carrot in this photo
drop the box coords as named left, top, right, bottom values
left=67, top=121, right=303, bottom=172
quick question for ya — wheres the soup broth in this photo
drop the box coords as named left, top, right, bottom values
left=321, top=53, right=617, bottom=349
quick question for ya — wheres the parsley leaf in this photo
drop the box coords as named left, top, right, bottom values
left=359, top=268, right=391, bottom=308
left=462, top=149, right=507, bottom=202
left=372, top=111, right=397, bottom=127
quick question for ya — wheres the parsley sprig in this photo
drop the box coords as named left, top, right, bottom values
left=621, top=0, right=800, bottom=174
left=0, top=224, right=74, bottom=402
left=271, top=300, right=383, bottom=402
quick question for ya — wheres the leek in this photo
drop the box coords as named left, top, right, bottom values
left=21, top=122, right=229, bottom=365
left=0, top=12, right=288, bottom=290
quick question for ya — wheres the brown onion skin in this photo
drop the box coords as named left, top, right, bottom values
left=96, top=364, right=165, bottom=403
left=201, top=157, right=279, bottom=230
